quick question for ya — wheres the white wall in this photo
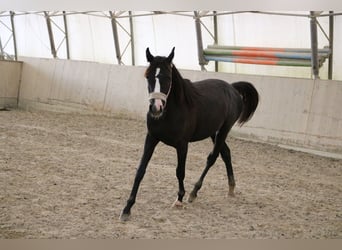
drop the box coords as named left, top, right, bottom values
left=66, top=14, right=117, bottom=64
left=133, top=12, right=205, bottom=70
left=17, top=57, right=342, bottom=154
left=7, top=11, right=342, bottom=80
left=14, top=13, right=52, bottom=58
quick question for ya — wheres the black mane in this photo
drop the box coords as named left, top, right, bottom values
left=171, top=65, right=201, bottom=107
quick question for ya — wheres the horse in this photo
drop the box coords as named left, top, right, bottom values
left=120, top=47, right=259, bottom=221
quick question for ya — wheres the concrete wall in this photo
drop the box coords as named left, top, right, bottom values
left=18, top=57, right=149, bottom=115
left=18, top=57, right=342, bottom=154
left=0, top=60, right=22, bottom=109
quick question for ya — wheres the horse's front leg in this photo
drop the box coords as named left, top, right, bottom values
left=173, top=143, right=188, bottom=208
left=120, top=133, right=159, bottom=221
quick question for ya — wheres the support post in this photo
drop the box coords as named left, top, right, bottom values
left=10, top=11, right=17, bottom=61
left=129, top=11, right=135, bottom=65
left=0, top=36, right=4, bottom=60
left=63, top=11, right=70, bottom=59
left=328, top=11, right=334, bottom=80
left=310, top=11, right=319, bottom=79
left=213, top=11, right=218, bottom=72
left=194, top=11, right=207, bottom=71
left=44, top=11, right=57, bottom=58
left=109, top=11, right=122, bottom=65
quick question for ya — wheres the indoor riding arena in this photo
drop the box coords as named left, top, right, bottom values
left=0, top=11, right=341, bottom=239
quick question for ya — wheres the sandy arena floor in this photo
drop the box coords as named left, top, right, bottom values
left=0, top=109, right=341, bottom=239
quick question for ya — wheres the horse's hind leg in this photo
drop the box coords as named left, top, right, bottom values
left=188, top=124, right=230, bottom=203
left=208, top=136, right=236, bottom=196
left=219, top=141, right=236, bottom=196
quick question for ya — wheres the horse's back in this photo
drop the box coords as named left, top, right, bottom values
left=193, top=78, right=232, bottom=93
left=193, top=78, right=241, bottom=111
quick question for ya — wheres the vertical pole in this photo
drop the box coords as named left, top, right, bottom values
left=63, top=11, right=70, bottom=59
left=10, top=11, right=18, bottom=61
left=44, top=11, right=57, bottom=58
left=129, top=11, right=135, bottom=66
left=310, top=11, right=319, bottom=79
left=0, top=36, right=4, bottom=60
left=328, top=11, right=334, bottom=80
left=213, top=11, right=218, bottom=72
left=109, top=11, right=122, bottom=65
left=194, top=11, right=206, bottom=71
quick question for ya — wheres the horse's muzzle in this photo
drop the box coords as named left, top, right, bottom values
left=149, top=98, right=165, bottom=119
left=149, top=92, right=167, bottom=119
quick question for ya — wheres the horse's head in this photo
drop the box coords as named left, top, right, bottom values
left=144, top=47, right=175, bottom=119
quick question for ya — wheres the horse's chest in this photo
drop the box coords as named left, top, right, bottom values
left=147, top=119, right=184, bottom=146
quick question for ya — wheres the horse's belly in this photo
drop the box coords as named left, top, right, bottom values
left=190, top=122, right=222, bottom=142
left=189, top=134, right=210, bottom=142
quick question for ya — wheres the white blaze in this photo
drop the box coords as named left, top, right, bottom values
left=155, top=68, right=161, bottom=92
left=153, top=68, right=163, bottom=112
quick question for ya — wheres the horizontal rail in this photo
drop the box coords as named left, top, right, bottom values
left=204, top=55, right=313, bottom=67
left=204, top=45, right=331, bottom=67
left=207, top=45, right=331, bottom=54
left=204, top=48, right=330, bottom=60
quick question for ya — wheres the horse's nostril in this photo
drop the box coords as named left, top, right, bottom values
left=151, top=104, right=162, bottom=114
left=151, top=105, right=158, bottom=114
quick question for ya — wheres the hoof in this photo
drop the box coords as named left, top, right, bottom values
left=188, top=192, right=197, bottom=203
left=228, top=186, right=235, bottom=197
left=172, top=200, right=186, bottom=209
left=119, top=211, right=130, bottom=222
left=228, top=191, right=235, bottom=197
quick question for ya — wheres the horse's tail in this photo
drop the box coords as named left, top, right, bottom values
left=232, top=81, right=259, bottom=126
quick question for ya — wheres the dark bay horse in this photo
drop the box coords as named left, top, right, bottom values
left=120, top=47, right=259, bottom=221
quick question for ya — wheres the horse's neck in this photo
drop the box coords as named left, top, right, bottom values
left=171, top=68, right=185, bottom=101
left=171, top=68, right=196, bottom=107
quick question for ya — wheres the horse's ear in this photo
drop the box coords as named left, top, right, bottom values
left=146, top=47, right=154, bottom=62
left=166, top=47, right=175, bottom=63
